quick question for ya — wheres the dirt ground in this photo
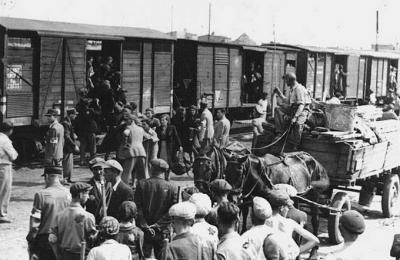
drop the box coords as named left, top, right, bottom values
left=0, top=133, right=399, bottom=260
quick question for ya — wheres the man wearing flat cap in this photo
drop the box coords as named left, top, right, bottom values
left=86, top=157, right=108, bottom=223
left=266, top=190, right=319, bottom=259
left=161, top=202, right=216, bottom=260
left=102, top=160, right=134, bottom=220
left=135, top=158, right=178, bottom=259
left=49, top=182, right=97, bottom=260
left=206, top=179, right=233, bottom=227
left=62, top=108, right=79, bottom=183
left=241, top=196, right=273, bottom=260
left=44, top=108, right=64, bottom=167
left=27, top=167, right=71, bottom=260
left=189, top=193, right=218, bottom=247
left=325, top=210, right=366, bottom=260
left=273, top=72, right=311, bottom=150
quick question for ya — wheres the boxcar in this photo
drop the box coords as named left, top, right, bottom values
left=0, top=17, right=175, bottom=127
left=262, top=44, right=335, bottom=102
left=173, top=39, right=272, bottom=119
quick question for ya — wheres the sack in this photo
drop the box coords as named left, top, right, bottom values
left=390, top=234, right=400, bottom=257
left=171, top=151, right=187, bottom=176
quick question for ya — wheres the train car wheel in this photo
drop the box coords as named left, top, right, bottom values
left=328, top=191, right=351, bottom=244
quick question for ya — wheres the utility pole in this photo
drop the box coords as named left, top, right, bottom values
left=208, top=2, right=211, bottom=41
left=376, top=10, right=379, bottom=51
left=170, top=5, right=174, bottom=33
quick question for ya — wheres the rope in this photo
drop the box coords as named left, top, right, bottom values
left=251, top=126, right=291, bottom=151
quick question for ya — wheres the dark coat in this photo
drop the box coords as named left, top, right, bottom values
left=155, top=125, right=182, bottom=159
left=86, top=177, right=103, bottom=223
left=107, top=181, right=134, bottom=220
left=62, top=117, right=76, bottom=154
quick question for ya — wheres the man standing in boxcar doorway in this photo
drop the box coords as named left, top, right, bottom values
left=44, top=109, right=64, bottom=167
left=274, top=72, right=311, bottom=150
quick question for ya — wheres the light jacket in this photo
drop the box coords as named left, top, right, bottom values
left=0, top=132, right=18, bottom=165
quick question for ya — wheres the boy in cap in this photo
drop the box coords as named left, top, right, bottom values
left=44, top=108, right=64, bottom=167
left=62, top=108, right=79, bottom=183
left=189, top=193, right=218, bottom=247
left=49, top=182, right=97, bottom=260
left=241, top=196, right=273, bottom=260
left=27, top=167, right=71, bottom=260
left=0, top=121, right=18, bottom=224
left=135, top=158, right=178, bottom=259
left=266, top=190, right=319, bottom=259
left=86, top=157, right=107, bottom=223
left=161, top=201, right=216, bottom=260
left=206, top=179, right=232, bottom=227
left=116, top=201, right=144, bottom=260
left=325, top=210, right=366, bottom=260
left=216, top=202, right=257, bottom=260
left=87, top=216, right=132, bottom=260
left=102, top=159, right=134, bottom=219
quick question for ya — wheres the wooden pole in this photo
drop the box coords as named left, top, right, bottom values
left=376, top=10, right=379, bottom=51
left=208, top=2, right=211, bottom=41
left=61, top=38, right=66, bottom=118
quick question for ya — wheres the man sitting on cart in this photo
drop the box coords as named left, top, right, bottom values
left=274, top=72, right=311, bottom=150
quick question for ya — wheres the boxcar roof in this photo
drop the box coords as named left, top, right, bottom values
left=0, top=17, right=173, bottom=40
left=262, top=43, right=336, bottom=54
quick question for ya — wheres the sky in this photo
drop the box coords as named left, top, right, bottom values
left=0, top=0, right=398, bottom=49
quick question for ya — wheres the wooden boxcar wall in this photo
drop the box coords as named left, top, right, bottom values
left=122, top=40, right=173, bottom=114
left=39, top=37, right=85, bottom=123
left=367, top=57, right=390, bottom=98
left=196, top=43, right=242, bottom=109
left=263, top=50, right=285, bottom=103
left=0, top=27, right=5, bottom=120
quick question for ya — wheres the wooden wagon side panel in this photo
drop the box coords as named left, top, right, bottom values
left=346, top=55, right=360, bottom=98
left=214, top=47, right=228, bottom=108
left=64, top=38, right=85, bottom=110
left=301, top=137, right=351, bottom=179
left=153, top=42, right=172, bottom=114
left=6, top=43, right=34, bottom=119
left=228, top=47, right=242, bottom=107
left=39, top=36, right=63, bottom=122
left=357, top=141, right=388, bottom=178
left=122, top=40, right=141, bottom=105
left=197, top=45, right=213, bottom=106
left=142, top=42, right=152, bottom=111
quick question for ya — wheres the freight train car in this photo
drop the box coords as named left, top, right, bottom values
left=174, top=39, right=292, bottom=119
left=0, top=17, right=174, bottom=161
left=262, top=44, right=335, bottom=103
left=263, top=43, right=400, bottom=104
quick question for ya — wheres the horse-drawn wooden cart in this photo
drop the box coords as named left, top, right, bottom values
left=300, top=120, right=400, bottom=243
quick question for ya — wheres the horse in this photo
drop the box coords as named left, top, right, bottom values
left=225, top=151, right=330, bottom=236
left=192, top=142, right=249, bottom=195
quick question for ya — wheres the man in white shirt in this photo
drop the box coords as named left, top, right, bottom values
left=241, top=197, right=273, bottom=260
left=0, top=121, right=18, bottom=223
left=189, top=193, right=218, bottom=247
left=213, top=108, right=231, bottom=148
left=199, top=101, right=214, bottom=149
left=87, top=216, right=132, bottom=260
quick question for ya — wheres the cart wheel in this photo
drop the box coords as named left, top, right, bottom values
left=382, top=174, right=400, bottom=218
left=328, top=192, right=351, bottom=244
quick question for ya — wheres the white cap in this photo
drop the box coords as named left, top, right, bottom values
left=189, top=193, right=212, bottom=216
left=169, top=202, right=196, bottom=220
left=252, top=196, right=272, bottom=220
left=103, top=159, right=123, bottom=173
